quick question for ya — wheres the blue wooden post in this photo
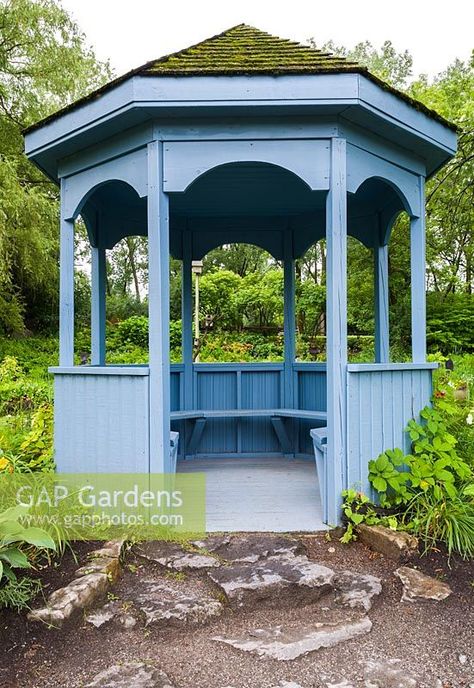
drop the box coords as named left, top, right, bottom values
left=182, top=231, right=193, bottom=409
left=147, top=140, right=171, bottom=472
left=91, top=246, right=106, bottom=365
left=325, top=137, right=347, bottom=525
left=411, top=177, right=427, bottom=363
left=374, top=243, right=390, bottom=363
left=283, top=230, right=295, bottom=409
left=59, top=181, right=75, bottom=367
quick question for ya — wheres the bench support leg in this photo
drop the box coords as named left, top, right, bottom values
left=271, top=417, right=294, bottom=458
left=187, top=418, right=207, bottom=456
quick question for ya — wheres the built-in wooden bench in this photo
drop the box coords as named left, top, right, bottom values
left=171, top=408, right=327, bottom=456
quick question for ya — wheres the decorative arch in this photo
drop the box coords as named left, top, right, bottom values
left=346, top=144, right=421, bottom=218
left=77, top=180, right=147, bottom=249
left=61, top=148, right=148, bottom=221
left=163, top=139, right=330, bottom=192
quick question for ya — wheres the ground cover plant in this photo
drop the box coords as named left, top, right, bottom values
left=341, top=356, right=474, bottom=558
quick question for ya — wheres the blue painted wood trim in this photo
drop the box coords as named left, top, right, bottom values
left=411, top=177, right=427, bottom=363
left=182, top=230, right=193, bottom=408
left=292, top=362, right=327, bottom=371
left=374, top=243, right=389, bottom=363
left=192, top=362, right=284, bottom=371
left=283, top=230, right=296, bottom=408
left=59, top=181, right=74, bottom=367
left=49, top=366, right=149, bottom=376
left=91, top=246, right=106, bottom=365
left=325, top=137, right=348, bottom=526
left=164, top=139, right=330, bottom=192
left=348, top=363, right=437, bottom=372
left=147, top=140, right=171, bottom=472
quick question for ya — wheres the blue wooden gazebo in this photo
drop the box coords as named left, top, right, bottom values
left=24, top=25, right=457, bottom=526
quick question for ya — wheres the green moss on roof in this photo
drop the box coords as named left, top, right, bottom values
left=141, top=24, right=362, bottom=76
left=24, top=24, right=457, bottom=134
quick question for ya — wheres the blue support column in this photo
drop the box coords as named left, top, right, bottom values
left=147, top=140, right=171, bottom=473
left=91, top=246, right=106, bottom=365
left=59, top=180, right=74, bottom=367
left=411, top=177, right=427, bottom=363
left=182, top=231, right=193, bottom=409
left=283, top=230, right=295, bottom=409
left=325, top=137, right=347, bottom=525
left=374, top=243, right=390, bottom=363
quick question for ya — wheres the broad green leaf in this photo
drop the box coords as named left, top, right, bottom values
left=372, top=476, right=387, bottom=493
left=0, top=547, right=31, bottom=568
left=20, top=527, right=56, bottom=550
left=351, top=513, right=364, bottom=525
left=375, top=454, right=389, bottom=472
left=0, top=505, right=29, bottom=523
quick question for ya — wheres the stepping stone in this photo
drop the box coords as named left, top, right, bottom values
left=136, top=541, right=220, bottom=570
left=85, top=600, right=138, bottom=629
left=208, top=553, right=334, bottom=609
left=395, top=566, right=452, bottom=602
left=213, top=617, right=372, bottom=661
left=130, top=578, right=223, bottom=626
left=85, top=662, right=174, bottom=687
left=333, top=571, right=382, bottom=612
left=193, top=534, right=303, bottom=563
left=363, top=658, right=417, bottom=687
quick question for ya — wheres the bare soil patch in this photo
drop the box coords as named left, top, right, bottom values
left=1, top=535, right=473, bottom=688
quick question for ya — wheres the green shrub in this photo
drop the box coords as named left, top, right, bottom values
left=115, top=316, right=149, bottom=348
left=427, top=292, right=474, bottom=353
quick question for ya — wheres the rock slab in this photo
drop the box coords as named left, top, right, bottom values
left=208, top=553, right=334, bottom=609
left=395, top=566, right=452, bottom=602
left=364, top=658, right=418, bottom=687
left=213, top=617, right=372, bottom=661
left=85, top=662, right=174, bottom=688
left=130, top=578, right=223, bottom=626
left=136, top=541, right=220, bottom=570
left=28, top=573, right=109, bottom=627
left=357, top=525, right=418, bottom=561
left=333, top=570, right=382, bottom=612
left=193, top=534, right=303, bottom=563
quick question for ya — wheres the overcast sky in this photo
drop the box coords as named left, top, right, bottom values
left=61, top=0, right=473, bottom=79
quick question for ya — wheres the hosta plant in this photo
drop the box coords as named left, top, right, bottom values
left=0, top=505, right=56, bottom=583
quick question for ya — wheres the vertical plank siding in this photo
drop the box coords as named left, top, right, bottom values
left=347, top=367, right=433, bottom=496
left=53, top=371, right=150, bottom=472
left=170, top=362, right=327, bottom=457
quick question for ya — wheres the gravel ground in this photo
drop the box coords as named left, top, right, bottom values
left=1, top=534, right=473, bottom=688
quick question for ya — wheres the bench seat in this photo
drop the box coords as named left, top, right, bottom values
left=171, top=408, right=327, bottom=421
left=171, top=408, right=327, bottom=456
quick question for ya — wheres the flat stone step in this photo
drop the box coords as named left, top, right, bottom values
left=193, top=534, right=304, bottom=563
left=208, top=553, right=335, bottom=609
left=135, top=541, right=220, bottom=570
left=213, top=616, right=372, bottom=661
left=129, top=578, right=223, bottom=626
left=85, top=662, right=174, bottom=688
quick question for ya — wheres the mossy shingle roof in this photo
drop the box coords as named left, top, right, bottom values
left=25, top=24, right=456, bottom=133
left=140, top=24, right=360, bottom=76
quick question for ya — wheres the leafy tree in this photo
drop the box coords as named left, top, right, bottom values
left=0, top=0, right=110, bottom=333
left=309, top=38, right=413, bottom=88
left=203, top=243, right=273, bottom=277
left=235, top=270, right=283, bottom=328
left=199, top=270, right=242, bottom=330
left=410, top=56, right=474, bottom=295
